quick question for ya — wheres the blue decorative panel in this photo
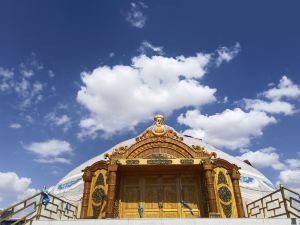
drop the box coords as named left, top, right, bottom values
left=240, top=176, right=254, bottom=183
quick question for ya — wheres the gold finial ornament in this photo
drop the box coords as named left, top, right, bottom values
left=152, top=114, right=166, bottom=135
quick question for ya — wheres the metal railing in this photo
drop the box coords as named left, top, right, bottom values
left=246, top=185, right=300, bottom=218
left=0, top=192, right=78, bottom=225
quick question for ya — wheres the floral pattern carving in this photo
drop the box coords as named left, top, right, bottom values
left=221, top=203, right=232, bottom=218
left=218, top=186, right=231, bottom=202
left=218, top=172, right=228, bottom=185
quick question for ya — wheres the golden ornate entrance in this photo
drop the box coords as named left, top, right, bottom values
left=80, top=115, right=245, bottom=219
left=119, top=169, right=202, bottom=218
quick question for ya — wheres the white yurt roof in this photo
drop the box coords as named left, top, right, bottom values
left=51, top=126, right=275, bottom=210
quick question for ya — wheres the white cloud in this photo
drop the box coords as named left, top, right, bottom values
left=223, top=96, right=228, bottom=103
left=25, top=115, right=34, bottom=123
left=138, top=41, right=164, bottom=55
left=0, top=71, right=44, bottom=108
left=278, top=169, right=300, bottom=192
left=0, top=67, right=14, bottom=92
left=276, top=158, right=300, bottom=191
left=216, top=42, right=241, bottom=66
left=236, top=147, right=285, bottom=170
left=48, top=70, right=55, bottom=78
left=34, top=157, right=71, bottom=164
left=109, top=52, right=115, bottom=58
left=0, top=55, right=53, bottom=109
left=244, top=99, right=295, bottom=115
left=263, top=75, right=300, bottom=100
left=125, top=2, right=147, bottom=28
left=19, top=66, right=34, bottom=78
left=178, top=108, right=276, bottom=150
left=18, top=54, right=43, bottom=78
left=9, top=123, right=22, bottom=129
left=285, top=159, right=300, bottom=169
left=24, top=139, right=72, bottom=164
left=0, top=67, right=14, bottom=79
left=77, top=51, right=219, bottom=138
left=17, top=187, right=38, bottom=201
left=16, top=80, right=44, bottom=108
left=0, top=171, right=38, bottom=205
left=76, top=44, right=242, bottom=138
left=46, top=113, right=71, bottom=132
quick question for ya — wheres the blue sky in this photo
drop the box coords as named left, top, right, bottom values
left=1, top=0, right=300, bottom=208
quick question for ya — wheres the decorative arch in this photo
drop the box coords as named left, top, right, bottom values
left=107, top=131, right=215, bottom=160
left=213, top=158, right=239, bottom=171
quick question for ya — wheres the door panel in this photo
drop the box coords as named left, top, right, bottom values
left=161, top=175, right=180, bottom=217
left=181, top=175, right=201, bottom=218
left=122, top=186, right=140, bottom=218
left=143, top=185, right=160, bottom=218
left=181, top=185, right=200, bottom=217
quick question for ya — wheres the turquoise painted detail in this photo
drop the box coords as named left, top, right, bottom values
left=240, top=176, right=254, bottom=183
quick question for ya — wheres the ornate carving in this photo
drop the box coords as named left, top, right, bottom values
left=145, top=153, right=174, bottom=159
left=113, top=177, right=121, bottom=218
left=164, top=129, right=183, bottom=141
left=180, top=159, right=194, bottom=164
left=126, top=160, right=140, bottom=165
left=192, top=145, right=205, bottom=152
left=136, top=130, right=153, bottom=142
left=82, top=170, right=93, bottom=182
left=214, top=159, right=238, bottom=171
left=203, top=162, right=218, bottom=213
left=214, top=168, right=239, bottom=218
left=89, top=170, right=108, bottom=219
left=96, top=174, right=104, bottom=186
left=147, top=159, right=172, bottom=165
left=192, top=145, right=217, bottom=159
left=136, top=129, right=183, bottom=142
left=109, top=146, right=128, bottom=159
left=230, top=169, right=245, bottom=217
left=92, top=188, right=106, bottom=204
left=104, top=115, right=217, bottom=162
left=135, top=116, right=183, bottom=141
left=209, top=212, right=221, bottom=218
left=92, top=205, right=101, bottom=218
left=152, top=114, right=167, bottom=135
left=83, top=160, right=108, bottom=174
left=221, top=203, right=232, bottom=218
left=218, top=172, right=228, bottom=185
left=106, top=168, right=118, bottom=218
left=218, top=186, right=231, bottom=202
left=128, top=141, right=193, bottom=159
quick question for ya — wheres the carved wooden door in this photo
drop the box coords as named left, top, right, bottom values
left=120, top=173, right=201, bottom=218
